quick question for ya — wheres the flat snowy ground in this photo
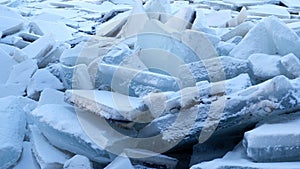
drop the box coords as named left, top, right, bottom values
left=1, top=0, right=300, bottom=168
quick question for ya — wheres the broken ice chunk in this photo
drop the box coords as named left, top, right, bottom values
left=6, top=59, right=38, bottom=90
left=29, top=125, right=71, bottom=169
left=243, top=112, right=300, bottom=162
left=221, top=21, right=255, bottom=41
left=280, top=53, right=300, bottom=79
left=247, top=4, right=290, bottom=19
left=179, top=56, right=249, bottom=87
left=65, top=90, right=149, bottom=121
left=248, top=53, right=282, bottom=83
left=230, top=16, right=300, bottom=59
left=30, top=104, right=111, bottom=164
left=0, top=96, right=35, bottom=169
left=191, top=143, right=300, bottom=169
left=60, top=64, right=93, bottom=90
left=29, top=20, right=76, bottom=42
left=21, top=34, right=55, bottom=60
left=165, top=6, right=195, bottom=31
left=38, top=88, right=68, bottom=106
left=0, top=16, right=23, bottom=37
left=27, top=69, right=64, bottom=100
left=96, top=63, right=180, bottom=96
left=63, top=155, right=93, bottom=169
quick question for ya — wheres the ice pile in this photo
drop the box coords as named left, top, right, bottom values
left=0, top=0, right=300, bottom=168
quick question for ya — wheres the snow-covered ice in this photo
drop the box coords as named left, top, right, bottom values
left=243, top=112, right=300, bottom=162
left=31, top=104, right=111, bottom=164
left=0, top=96, right=36, bottom=169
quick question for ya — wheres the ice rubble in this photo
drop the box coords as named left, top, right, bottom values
left=1, top=0, right=300, bottom=168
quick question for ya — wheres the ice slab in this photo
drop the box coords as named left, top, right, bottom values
left=248, top=4, right=290, bottom=19
left=0, top=16, right=23, bottom=37
left=230, top=16, right=300, bottom=59
left=6, top=59, right=38, bottom=90
left=248, top=53, right=282, bottom=82
left=0, top=96, right=35, bottom=169
left=38, top=88, right=68, bottom=106
left=161, top=76, right=300, bottom=146
left=30, top=104, right=111, bottom=164
left=65, top=90, right=148, bottom=121
left=243, top=112, right=300, bottom=162
left=29, top=125, right=70, bottom=169
left=21, top=34, right=55, bottom=60
left=63, top=155, right=92, bottom=169
left=27, top=69, right=64, bottom=100
left=165, top=6, right=195, bottom=31
left=191, top=144, right=300, bottom=169
left=280, top=53, right=300, bottom=78
left=96, top=63, right=180, bottom=96
left=221, top=21, right=255, bottom=41
left=179, top=56, right=249, bottom=87
left=29, top=20, right=76, bottom=42
left=60, top=64, right=93, bottom=90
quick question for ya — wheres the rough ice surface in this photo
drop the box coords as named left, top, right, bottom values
left=65, top=90, right=148, bottom=121
left=63, top=155, right=93, bottom=169
left=243, top=112, right=300, bottom=162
